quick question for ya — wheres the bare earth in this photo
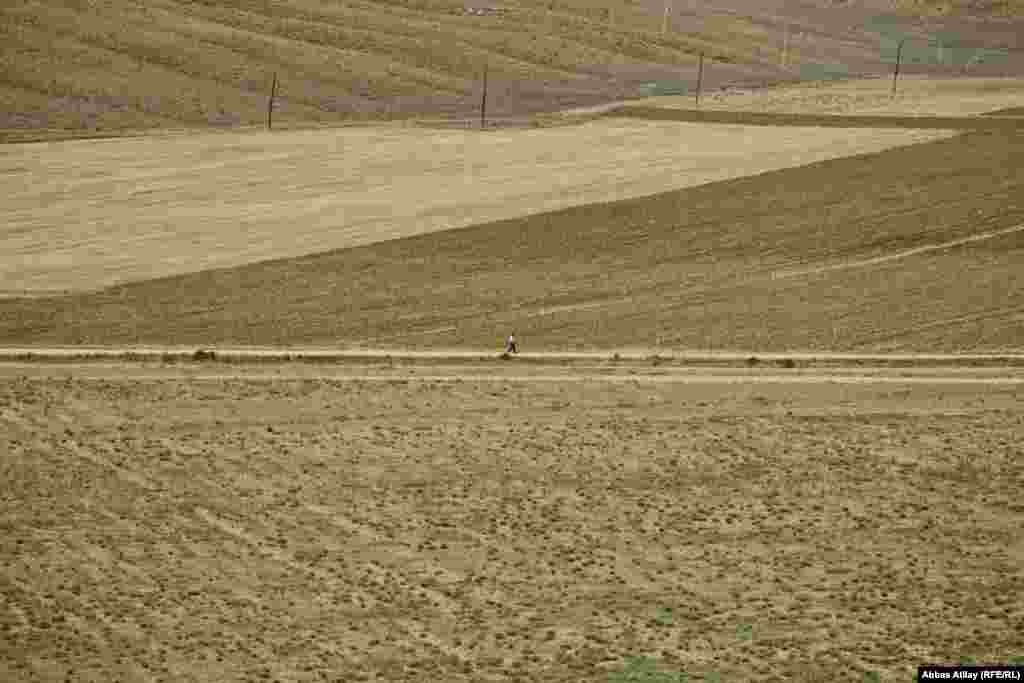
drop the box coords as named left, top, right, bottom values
left=3, top=77, right=1023, bottom=296
left=0, top=118, right=951, bottom=296
left=1, top=358, right=1021, bottom=682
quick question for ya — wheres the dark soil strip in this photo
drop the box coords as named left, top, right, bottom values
left=611, top=106, right=1024, bottom=130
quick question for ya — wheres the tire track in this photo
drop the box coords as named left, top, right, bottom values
left=772, top=222, right=1024, bottom=280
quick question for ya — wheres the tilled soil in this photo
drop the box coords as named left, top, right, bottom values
left=1, top=363, right=1021, bottom=682
left=3, top=117, right=1020, bottom=352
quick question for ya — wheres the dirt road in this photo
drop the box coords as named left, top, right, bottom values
left=1, top=350, right=1022, bottom=386
left=2, top=348, right=1022, bottom=361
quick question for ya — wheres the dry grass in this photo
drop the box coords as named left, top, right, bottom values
left=893, top=0, right=1024, bottom=17
left=640, top=75, right=1024, bottom=117
left=2, top=0, right=1021, bottom=143
left=0, top=113, right=958, bottom=295
left=0, top=0, right=750, bottom=140
left=0, top=110, right=1020, bottom=352
left=1, top=365, right=1021, bottom=682
left=3, top=77, right=1022, bottom=297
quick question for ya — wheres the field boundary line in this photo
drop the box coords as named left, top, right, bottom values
left=1, top=348, right=1024, bottom=362
left=1, top=371, right=1021, bottom=384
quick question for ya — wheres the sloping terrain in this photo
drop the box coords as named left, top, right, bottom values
left=0, top=114, right=955, bottom=296
left=3, top=77, right=1021, bottom=297
left=1, top=121, right=1020, bottom=351
left=2, top=0, right=1022, bottom=142
left=0, top=0, right=769, bottom=141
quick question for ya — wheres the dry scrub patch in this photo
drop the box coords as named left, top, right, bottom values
left=1, top=371, right=1021, bottom=682
left=0, top=119, right=951, bottom=295
left=639, top=76, right=1024, bottom=117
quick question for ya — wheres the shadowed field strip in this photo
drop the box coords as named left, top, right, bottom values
left=612, top=106, right=1024, bottom=130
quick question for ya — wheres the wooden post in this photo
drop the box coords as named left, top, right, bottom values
left=480, top=63, right=488, bottom=130
left=892, top=39, right=905, bottom=96
left=695, top=52, right=705, bottom=108
left=662, top=0, right=671, bottom=35
left=782, top=23, right=790, bottom=69
left=267, top=71, right=278, bottom=130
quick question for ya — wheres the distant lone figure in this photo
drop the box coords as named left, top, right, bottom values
left=505, top=332, right=518, bottom=354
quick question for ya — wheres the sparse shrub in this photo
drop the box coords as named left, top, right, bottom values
left=608, top=655, right=688, bottom=682
left=192, top=349, right=216, bottom=362
left=863, top=672, right=881, bottom=683
left=653, top=607, right=674, bottom=627
left=736, top=623, right=753, bottom=641
left=778, top=358, right=796, bottom=369
left=746, top=356, right=759, bottom=367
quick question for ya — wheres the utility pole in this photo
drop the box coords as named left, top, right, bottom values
left=892, top=38, right=906, bottom=96
left=695, top=52, right=704, bottom=108
left=662, top=0, right=671, bottom=35
left=480, top=62, right=488, bottom=130
left=267, top=71, right=278, bottom=130
left=782, top=23, right=790, bottom=69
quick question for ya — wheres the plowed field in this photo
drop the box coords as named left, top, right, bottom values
left=2, top=359, right=1021, bottom=682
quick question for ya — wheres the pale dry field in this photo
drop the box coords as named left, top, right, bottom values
left=1, top=359, right=1022, bottom=682
left=0, top=100, right=970, bottom=296
left=634, top=76, right=1024, bottom=116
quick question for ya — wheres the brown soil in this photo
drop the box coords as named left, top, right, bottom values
left=612, top=106, right=1024, bottom=129
left=0, top=108, right=959, bottom=296
left=2, top=116, right=1020, bottom=352
left=1, top=361, right=1021, bottom=682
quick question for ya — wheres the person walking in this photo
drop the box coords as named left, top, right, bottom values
left=505, top=332, right=518, bottom=354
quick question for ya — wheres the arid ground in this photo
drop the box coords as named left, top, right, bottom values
left=2, top=77, right=1022, bottom=351
left=2, top=0, right=1023, bottom=143
left=1, top=356, right=1022, bottom=683
left=0, top=113, right=953, bottom=295
left=8, top=77, right=1023, bottom=296
left=1, top=57, right=1022, bottom=683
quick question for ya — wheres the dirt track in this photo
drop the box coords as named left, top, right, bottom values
left=1, top=358, right=1022, bottom=383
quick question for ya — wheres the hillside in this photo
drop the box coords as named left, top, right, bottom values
left=0, top=0, right=764, bottom=140
left=1, top=122, right=1020, bottom=352
left=2, top=0, right=1022, bottom=142
left=893, top=0, right=1024, bottom=17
